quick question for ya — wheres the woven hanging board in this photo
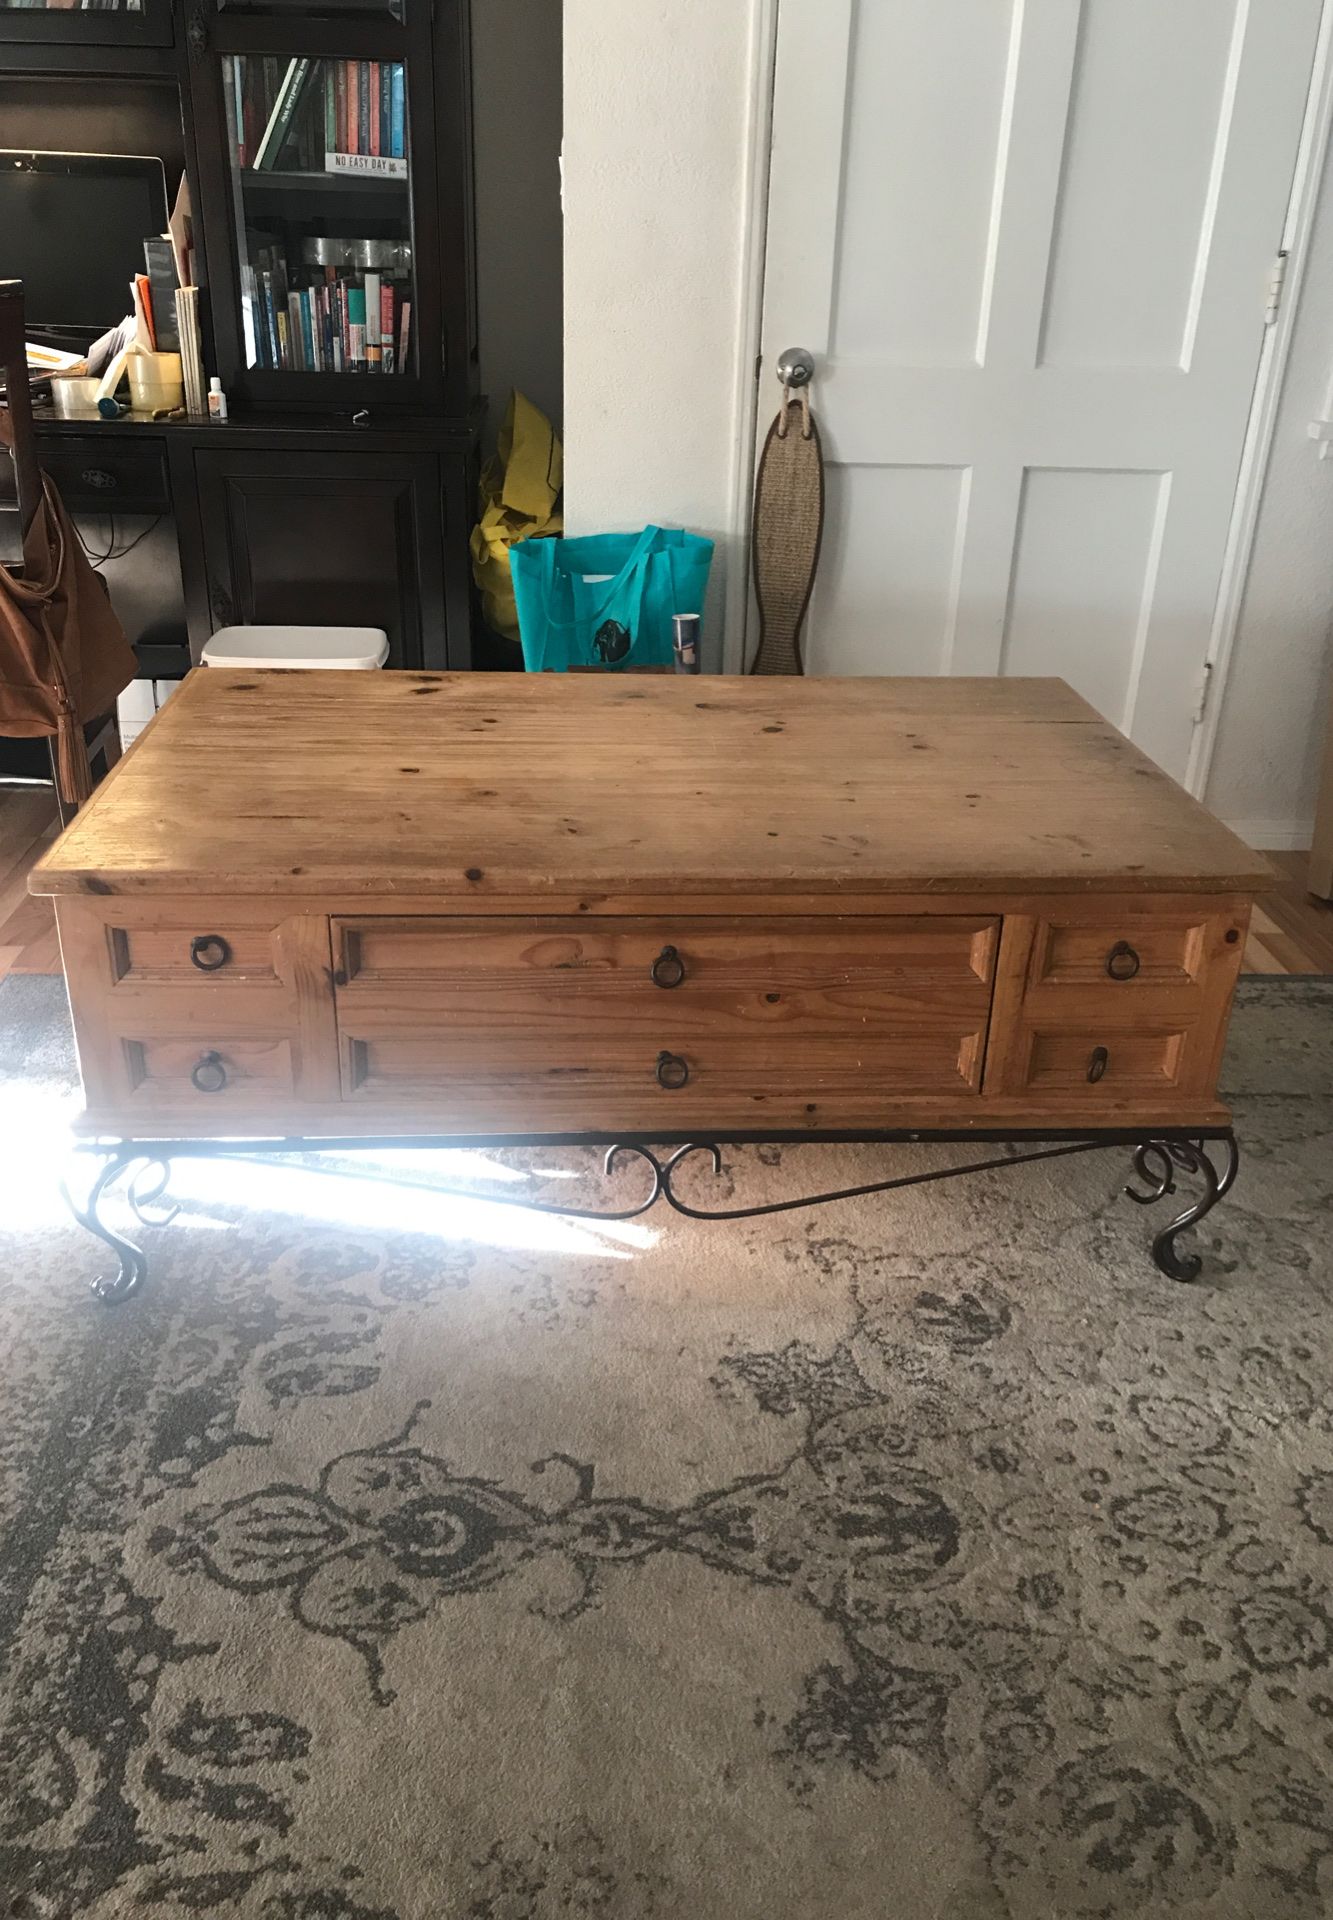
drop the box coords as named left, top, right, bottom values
left=749, top=394, right=825, bottom=675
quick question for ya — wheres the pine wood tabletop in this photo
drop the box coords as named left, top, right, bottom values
left=29, top=670, right=1273, bottom=900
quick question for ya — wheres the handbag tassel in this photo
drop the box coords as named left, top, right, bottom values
left=55, top=697, right=92, bottom=809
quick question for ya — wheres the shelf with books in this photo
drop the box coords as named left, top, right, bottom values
left=224, top=50, right=415, bottom=380
left=240, top=244, right=412, bottom=378
left=224, top=54, right=407, bottom=177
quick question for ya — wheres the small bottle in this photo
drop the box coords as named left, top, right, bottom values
left=208, top=376, right=228, bottom=422
left=672, top=612, right=701, bottom=674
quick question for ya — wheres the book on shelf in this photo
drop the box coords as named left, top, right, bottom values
left=142, top=237, right=180, bottom=351
left=254, top=57, right=313, bottom=171
left=230, top=57, right=407, bottom=173
left=243, top=242, right=410, bottom=376
left=174, top=286, right=206, bottom=415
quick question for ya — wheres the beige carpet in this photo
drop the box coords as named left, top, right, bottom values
left=0, top=975, right=1331, bottom=1919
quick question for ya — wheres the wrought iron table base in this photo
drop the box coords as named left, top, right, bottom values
left=62, top=1127, right=1240, bottom=1304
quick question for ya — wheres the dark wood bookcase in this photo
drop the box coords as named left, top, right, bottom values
left=1, top=0, right=481, bottom=679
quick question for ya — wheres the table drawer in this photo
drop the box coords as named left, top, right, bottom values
left=333, top=914, right=1000, bottom=1128
left=118, top=1034, right=296, bottom=1105
left=1012, top=1025, right=1196, bottom=1101
left=1026, top=904, right=1244, bottom=994
left=108, top=919, right=285, bottom=987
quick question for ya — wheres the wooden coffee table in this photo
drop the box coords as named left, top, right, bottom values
left=30, top=670, right=1270, bottom=1297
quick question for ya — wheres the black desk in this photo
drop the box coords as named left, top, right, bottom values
left=27, top=406, right=479, bottom=674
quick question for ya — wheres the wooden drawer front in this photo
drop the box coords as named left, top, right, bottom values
left=334, top=916, right=999, bottom=998
left=1026, top=904, right=1243, bottom=994
left=1014, top=1026, right=1196, bottom=1100
left=120, top=1035, right=296, bottom=1105
left=54, top=901, right=342, bottom=1121
left=109, top=921, right=283, bottom=987
left=333, top=915, right=999, bottom=1128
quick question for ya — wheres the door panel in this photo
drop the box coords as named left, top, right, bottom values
left=1038, top=0, right=1242, bottom=371
left=761, top=0, right=1322, bottom=782
left=999, top=467, right=1169, bottom=725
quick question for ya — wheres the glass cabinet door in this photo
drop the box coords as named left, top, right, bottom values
left=0, top=0, right=171, bottom=45
left=222, top=51, right=415, bottom=380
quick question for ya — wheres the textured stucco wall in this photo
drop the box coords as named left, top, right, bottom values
left=1205, top=130, right=1333, bottom=846
left=561, top=0, right=762, bottom=662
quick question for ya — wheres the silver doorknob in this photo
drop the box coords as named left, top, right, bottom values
left=776, top=347, right=815, bottom=388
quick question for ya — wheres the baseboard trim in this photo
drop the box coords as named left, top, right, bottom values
left=1224, top=818, right=1315, bottom=853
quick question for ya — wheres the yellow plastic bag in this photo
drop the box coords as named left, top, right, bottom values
left=469, top=391, right=563, bottom=642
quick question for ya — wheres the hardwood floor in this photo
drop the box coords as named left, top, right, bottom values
left=2, top=787, right=1332, bottom=982
left=1242, top=851, right=1333, bottom=975
left=0, top=788, right=61, bottom=982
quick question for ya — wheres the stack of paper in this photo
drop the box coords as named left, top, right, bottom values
left=175, top=287, right=207, bottom=417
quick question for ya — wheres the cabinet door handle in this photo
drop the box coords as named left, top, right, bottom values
left=1105, top=940, right=1141, bottom=981
left=655, top=1049, right=689, bottom=1090
left=650, top=944, right=686, bottom=989
left=190, top=1050, right=228, bottom=1094
left=190, top=934, right=232, bottom=972
left=1087, top=1046, right=1109, bottom=1084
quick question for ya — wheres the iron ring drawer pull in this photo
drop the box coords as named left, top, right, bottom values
left=191, top=1051, right=228, bottom=1094
left=1087, top=1046, right=1109, bottom=1084
left=190, top=934, right=232, bottom=972
left=656, top=1049, right=689, bottom=1090
left=650, top=944, right=686, bottom=989
left=1105, top=940, right=1141, bottom=981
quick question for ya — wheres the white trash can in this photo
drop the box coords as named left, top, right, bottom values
left=200, top=625, right=390, bottom=670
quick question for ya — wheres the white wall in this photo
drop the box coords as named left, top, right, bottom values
left=562, top=0, right=766, bottom=664
left=562, top=0, right=1333, bottom=842
left=1205, top=129, right=1333, bottom=849
left=472, top=0, right=564, bottom=447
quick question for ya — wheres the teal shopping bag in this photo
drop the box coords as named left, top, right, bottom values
left=509, top=526, right=714, bottom=671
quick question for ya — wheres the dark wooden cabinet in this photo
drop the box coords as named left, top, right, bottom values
left=184, top=0, right=475, bottom=415
left=8, top=1, right=484, bottom=689
left=0, top=0, right=173, bottom=52
left=189, top=442, right=467, bottom=669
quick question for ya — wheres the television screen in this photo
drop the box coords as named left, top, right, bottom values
left=0, top=150, right=169, bottom=334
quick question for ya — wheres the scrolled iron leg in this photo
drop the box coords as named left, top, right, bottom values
left=62, top=1154, right=153, bottom=1303
left=1125, top=1134, right=1238, bottom=1283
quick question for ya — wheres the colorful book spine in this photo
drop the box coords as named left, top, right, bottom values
left=347, top=284, right=366, bottom=371
left=368, top=62, right=380, bottom=157
left=397, top=298, right=410, bottom=373
left=380, top=63, right=392, bottom=160
left=260, top=270, right=280, bottom=369
left=300, top=289, right=317, bottom=372
left=345, top=59, right=359, bottom=155
left=335, top=61, right=347, bottom=153
left=380, top=282, right=395, bottom=373
left=389, top=63, right=405, bottom=159
left=255, top=56, right=309, bottom=171
left=357, top=63, right=370, bottom=154
left=287, top=291, right=304, bottom=372
left=324, top=60, right=336, bottom=155
left=364, top=270, right=381, bottom=371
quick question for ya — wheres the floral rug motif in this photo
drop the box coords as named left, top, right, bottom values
left=0, top=974, right=1331, bottom=1919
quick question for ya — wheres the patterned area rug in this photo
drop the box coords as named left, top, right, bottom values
left=1, top=973, right=1331, bottom=1920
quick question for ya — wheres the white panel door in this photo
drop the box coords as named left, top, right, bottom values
left=759, top=0, right=1322, bottom=781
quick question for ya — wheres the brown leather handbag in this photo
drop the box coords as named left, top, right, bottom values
left=0, top=412, right=138, bottom=804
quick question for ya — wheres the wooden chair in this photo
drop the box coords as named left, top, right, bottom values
left=0, top=278, right=121, bottom=823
